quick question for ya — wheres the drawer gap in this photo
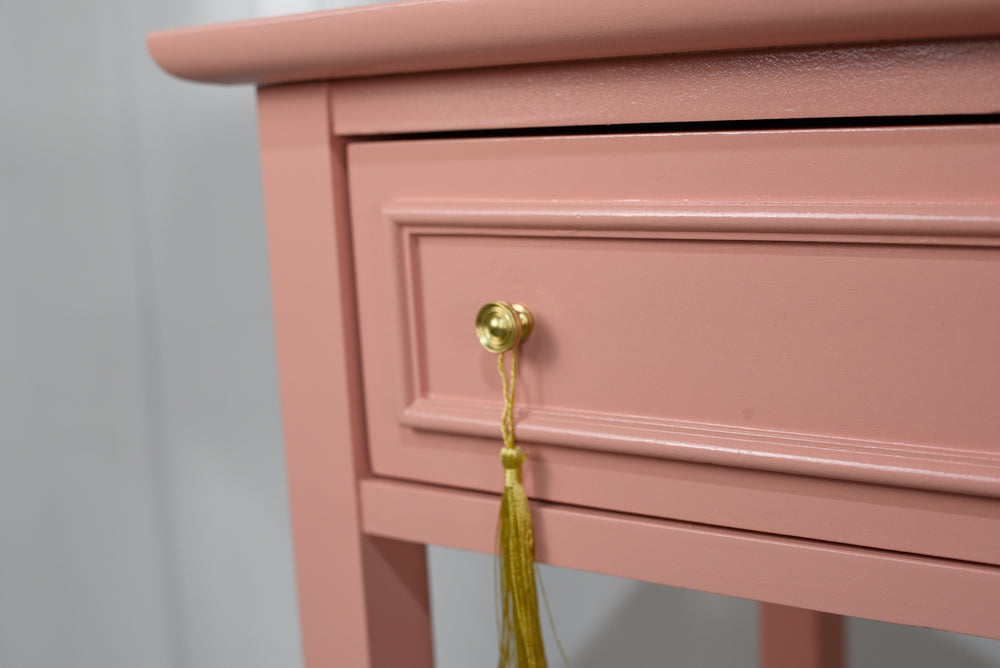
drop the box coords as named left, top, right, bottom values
left=347, top=112, right=1000, bottom=143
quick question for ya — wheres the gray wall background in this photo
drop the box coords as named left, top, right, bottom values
left=2, top=1, right=998, bottom=666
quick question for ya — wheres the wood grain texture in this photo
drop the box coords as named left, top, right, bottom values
left=360, top=478, right=1000, bottom=640
left=333, top=39, right=1000, bottom=135
left=258, top=83, right=432, bottom=668
left=147, top=0, right=1000, bottom=85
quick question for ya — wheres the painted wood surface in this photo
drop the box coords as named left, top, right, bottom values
left=146, top=0, right=1000, bottom=84
left=258, top=83, right=432, bottom=668
left=332, top=39, right=1000, bottom=135
left=760, top=604, right=844, bottom=668
left=348, top=126, right=1000, bottom=566
left=149, top=6, right=1000, bottom=664
left=361, top=478, right=1000, bottom=640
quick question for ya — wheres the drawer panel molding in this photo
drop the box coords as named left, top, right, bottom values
left=389, top=200, right=1000, bottom=497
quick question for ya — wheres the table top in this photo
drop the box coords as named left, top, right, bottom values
left=147, top=0, right=1000, bottom=85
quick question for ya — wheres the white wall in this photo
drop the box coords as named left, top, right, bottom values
left=2, top=1, right=997, bottom=666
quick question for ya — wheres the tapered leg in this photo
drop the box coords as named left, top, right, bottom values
left=760, top=603, right=843, bottom=668
left=259, top=82, right=433, bottom=667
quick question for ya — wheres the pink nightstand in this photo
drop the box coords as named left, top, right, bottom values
left=149, top=2, right=1000, bottom=665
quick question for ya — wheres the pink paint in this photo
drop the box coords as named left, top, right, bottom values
left=361, top=478, right=1000, bottom=641
left=761, top=604, right=843, bottom=668
left=259, top=83, right=432, bottom=667
left=147, top=0, right=1000, bottom=84
left=350, top=128, right=1000, bottom=565
left=332, top=40, right=1000, bottom=135
left=150, top=3, right=1000, bottom=666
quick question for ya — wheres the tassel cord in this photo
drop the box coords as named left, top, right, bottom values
left=495, top=349, right=568, bottom=668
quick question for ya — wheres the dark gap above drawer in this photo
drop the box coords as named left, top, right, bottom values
left=348, top=113, right=1000, bottom=143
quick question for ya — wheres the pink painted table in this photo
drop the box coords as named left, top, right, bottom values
left=149, top=2, right=1000, bottom=665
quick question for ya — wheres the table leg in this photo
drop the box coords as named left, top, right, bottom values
left=760, top=603, right=843, bottom=668
left=259, top=82, right=434, bottom=667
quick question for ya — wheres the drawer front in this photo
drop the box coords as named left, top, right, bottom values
left=349, top=126, right=1000, bottom=563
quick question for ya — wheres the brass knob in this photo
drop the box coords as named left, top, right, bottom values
left=475, top=301, right=533, bottom=353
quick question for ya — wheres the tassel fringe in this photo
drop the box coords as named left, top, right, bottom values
left=497, top=446, right=547, bottom=667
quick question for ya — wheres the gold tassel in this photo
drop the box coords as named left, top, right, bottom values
left=495, top=348, right=548, bottom=668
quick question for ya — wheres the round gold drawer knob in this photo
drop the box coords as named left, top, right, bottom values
left=475, top=301, right=533, bottom=353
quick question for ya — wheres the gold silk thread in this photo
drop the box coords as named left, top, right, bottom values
left=495, top=348, right=554, bottom=668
